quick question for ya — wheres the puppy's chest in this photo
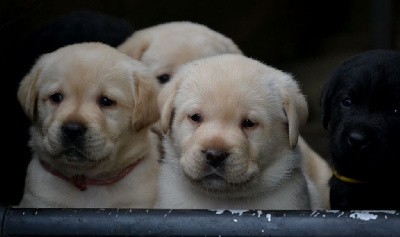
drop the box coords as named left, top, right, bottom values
left=158, top=165, right=309, bottom=210
left=38, top=176, right=139, bottom=208
left=56, top=188, right=115, bottom=207
left=27, top=160, right=153, bottom=208
left=161, top=184, right=308, bottom=210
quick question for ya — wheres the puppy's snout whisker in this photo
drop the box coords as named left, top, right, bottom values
left=347, top=130, right=370, bottom=149
left=202, top=149, right=229, bottom=167
left=62, top=122, right=87, bottom=142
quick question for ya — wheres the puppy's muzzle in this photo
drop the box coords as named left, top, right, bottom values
left=62, top=122, right=87, bottom=146
left=202, top=149, right=230, bottom=167
left=347, top=129, right=370, bottom=150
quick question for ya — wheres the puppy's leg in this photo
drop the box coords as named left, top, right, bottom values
left=299, top=136, right=332, bottom=209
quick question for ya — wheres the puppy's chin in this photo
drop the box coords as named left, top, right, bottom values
left=49, top=153, right=102, bottom=171
left=41, top=145, right=109, bottom=171
left=62, top=152, right=100, bottom=166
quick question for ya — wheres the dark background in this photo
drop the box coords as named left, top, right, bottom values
left=1, top=0, right=399, bottom=206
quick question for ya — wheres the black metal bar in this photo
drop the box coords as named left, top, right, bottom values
left=1, top=208, right=399, bottom=236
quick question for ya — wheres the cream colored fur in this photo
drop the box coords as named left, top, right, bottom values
left=155, top=54, right=329, bottom=210
left=118, top=21, right=243, bottom=138
left=117, top=21, right=242, bottom=84
left=299, top=136, right=332, bottom=209
left=17, top=42, right=160, bottom=208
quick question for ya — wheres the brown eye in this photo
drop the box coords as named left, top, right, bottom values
left=49, top=93, right=63, bottom=104
left=341, top=97, right=352, bottom=107
left=99, top=96, right=115, bottom=107
left=157, top=74, right=171, bottom=84
left=190, top=113, right=202, bottom=123
left=241, top=119, right=256, bottom=128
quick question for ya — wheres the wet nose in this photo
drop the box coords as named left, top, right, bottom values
left=347, top=130, right=369, bottom=149
left=203, top=149, right=229, bottom=167
left=62, top=122, right=87, bottom=141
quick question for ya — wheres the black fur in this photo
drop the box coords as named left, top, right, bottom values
left=321, top=49, right=400, bottom=210
left=25, top=10, right=134, bottom=64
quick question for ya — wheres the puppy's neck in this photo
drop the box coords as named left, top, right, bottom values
left=39, top=159, right=142, bottom=191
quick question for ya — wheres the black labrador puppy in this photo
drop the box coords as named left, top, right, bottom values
left=321, top=49, right=400, bottom=210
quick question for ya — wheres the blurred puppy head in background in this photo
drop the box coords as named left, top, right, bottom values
left=17, top=42, right=160, bottom=208
left=321, top=49, right=400, bottom=209
left=117, top=21, right=242, bottom=86
left=155, top=54, right=318, bottom=210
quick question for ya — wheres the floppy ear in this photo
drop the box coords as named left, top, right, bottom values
left=320, top=66, right=345, bottom=130
left=117, top=33, right=149, bottom=60
left=320, top=79, right=332, bottom=129
left=279, top=74, right=308, bottom=148
left=131, top=73, right=160, bottom=131
left=321, top=55, right=360, bottom=130
left=17, top=63, right=42, bottom=121
left=159, top=77, right=182, bottom=134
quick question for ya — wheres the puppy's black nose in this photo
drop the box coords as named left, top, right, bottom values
left=62, top=122, right=87, bottom=141
left=203, top=149, right=229, bottom=167
left=347, top=130, right=369, bottom=149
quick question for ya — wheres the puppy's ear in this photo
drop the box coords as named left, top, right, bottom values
left=131, top=73, right=160, bottom=131
left=159, top=77, right=182, bottom=134
left=17, top=63, right=42, bottom=121
left=320, top=80, right=332, bottom=129
left=279, top=74, right=308, bottom=148
left=117, top=33, right=149, bottom=60
left=321, top=56, right=358, bottom=130
left=321, top=68, right=343, bottom=130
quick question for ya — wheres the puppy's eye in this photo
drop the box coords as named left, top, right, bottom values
left=99, top=96, right=115, bottom=107
left=341, top=97, right=352, bottom=107
left=393, top=108, right=399, bottom=115
left=157, top=74, right=171, bottom=84
left=241, top=119, right=256, bottom=128
left=49, top=93, right=63, bottom=104
left=189, top=113, right=202, bottom=123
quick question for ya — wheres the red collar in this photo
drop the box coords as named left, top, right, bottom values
left=39, top=159, right=142, bottom=191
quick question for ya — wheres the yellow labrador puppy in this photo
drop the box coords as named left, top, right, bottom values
left=118, top=21, right=243, bottom=138
left=17, top=42, right=160, bottom=208
left=117, top=21, right=242, bottom=86
left=155, top=54, right=330, bottom=210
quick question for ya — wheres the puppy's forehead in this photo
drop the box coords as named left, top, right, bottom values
left=178, top=55, right=283, bottom=96
left=142, top=24, right=240, bottom=75
left=39, top=43, right=136, bottom=93
left=334, top=53, right=400, bottom=99
left=143, top=44, right=199, bottom=75
left=175, top=55, right=285, bottom=115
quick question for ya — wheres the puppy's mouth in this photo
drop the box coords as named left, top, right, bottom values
left=188, top=172, right=253, bottom=192
left=60, top=148, right=98, bottom=166
left=65, top=148, right=84, bottom=157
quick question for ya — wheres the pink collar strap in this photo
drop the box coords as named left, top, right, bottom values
left=39, top=159, right=141, bottom=191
